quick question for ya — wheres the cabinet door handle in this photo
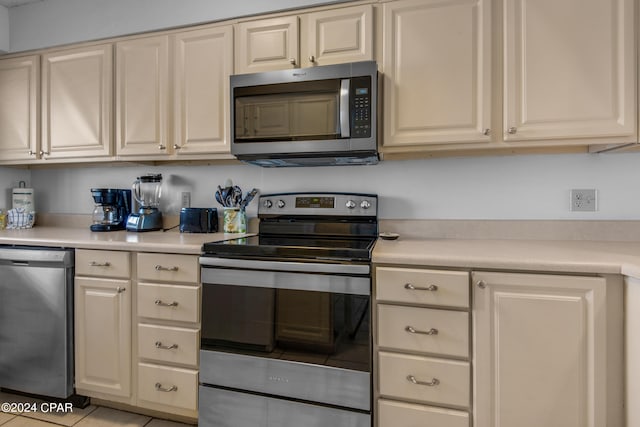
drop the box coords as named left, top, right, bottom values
left=404, top=283, right=438, bottom=292
left=155, top=382, right=178, bottom=392
left=173, top=144, right=182, bottom=150
left=39, top=150, right=49, bottom=156
left=507, top=127, right=518, bottom=134
left=309, top=55, right=316, bottom=63
left=407, top=375, right=440, bottom=387
left=28, top=150, right=36, bottom=156
left=155, top=341, right=178, bottom=350
left=477, top=280, right=487, bottom=289
left=289, top=58, right=296, bottom=66
left=155, top=299, right=179, bottom=307
left=158, top=144, right=166, bottom=150
left=405, top=326, right=438, bottom=335
left=155, top=265, right=179, bottom=272
left=483, top=128, right=491, bottom=136
left=116, top=287, right=126, bottom=293
left=89, top=261, right=111, bottom=267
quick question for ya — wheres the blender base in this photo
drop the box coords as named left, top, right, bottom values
left=126, top=210, right=163, bottom=232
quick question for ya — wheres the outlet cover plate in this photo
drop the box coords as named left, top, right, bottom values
left=570, top=189, right=597, bottom=212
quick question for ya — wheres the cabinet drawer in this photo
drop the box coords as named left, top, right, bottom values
left=137, top=253, right=198, bottom=284
left=76, top=249, right=130, bottom=279
left=376, top=267, right=469, bottom=308
left=378, top=399, right=469, bottom=427
left=137, top=363, right=198, bottom=411
left=378, top=351, right=470, bottom=408
left=138, top=324, right=199, bottom=367
left=138, top=283, right=200, bottom=323
left=378, top=305, right=469, bottom=358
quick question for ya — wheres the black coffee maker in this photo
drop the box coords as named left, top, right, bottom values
left=90, top=188, right=132, bottom=232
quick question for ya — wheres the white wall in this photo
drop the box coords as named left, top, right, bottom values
left=0, top=5, right=8, bottom=53
left=8, top=0, right=349, bottom=52
left=28, top=152, right=640, bottom=220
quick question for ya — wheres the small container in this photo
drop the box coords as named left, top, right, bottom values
left=223, top=208, right=247, bottom=233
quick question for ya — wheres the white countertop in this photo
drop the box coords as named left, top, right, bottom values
left=0, top=226, right=251, bottom=254
left=373, top=237, right=640, bottom=278
left=3, top=224, right=640, bottom=279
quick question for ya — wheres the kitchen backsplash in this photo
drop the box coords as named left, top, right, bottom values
left=3, top=151, right=638, bottom=220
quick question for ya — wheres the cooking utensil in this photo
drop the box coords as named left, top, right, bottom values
left=240, top=188, right=258, bottom=211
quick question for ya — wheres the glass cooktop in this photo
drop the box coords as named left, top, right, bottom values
left=202, top=235, right=377, bottom=262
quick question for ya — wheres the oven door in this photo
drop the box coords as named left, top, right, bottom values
left=199, top=257, right=371, bottom=412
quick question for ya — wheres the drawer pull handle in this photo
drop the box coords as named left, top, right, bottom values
left=90, top=261, right=111, bottom=267
left=155, top=265, right=179, bottom=272
left=116, top=287, right=126, bottom=294
left=155, top=341, right=178, bottom=350
left=407, top=375, right=440, bottom=387
left=155, top=382, right=178, bottom=392
left=404, top=283, right=438, bottom=292
left=155, top=299, right=179, bottom=307
left=405, top=326, right=438, bottom=335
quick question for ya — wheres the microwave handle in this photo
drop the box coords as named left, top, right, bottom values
left=340, top=79, right=351, bottom=138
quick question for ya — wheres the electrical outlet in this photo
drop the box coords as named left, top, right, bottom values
left=181, top=192, right=191, bottom=208
left=570, top=189, right=597, bottom=212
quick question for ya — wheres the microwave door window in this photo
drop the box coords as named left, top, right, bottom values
left=235, top=92, right=340, bottom=142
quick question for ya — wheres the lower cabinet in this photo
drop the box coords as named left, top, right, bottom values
left=74, top=249, right=200, bottom=420
left=74, top=250, right=132, bottom=400
left=135, top=252, right=200, bottom=418
left=375, top=266, right=623, bottom=427
left=472, top=271, right=621, bottom=427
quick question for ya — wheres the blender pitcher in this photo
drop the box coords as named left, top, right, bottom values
left=132, top=174, right=162, bottom=208
left=126, top=174, right=163, bottom=232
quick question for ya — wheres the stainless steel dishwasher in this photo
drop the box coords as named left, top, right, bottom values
left=0, top=246, right=75, bottom=399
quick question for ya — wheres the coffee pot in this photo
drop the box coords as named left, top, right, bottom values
left=90, top=189, right=131, bottom=232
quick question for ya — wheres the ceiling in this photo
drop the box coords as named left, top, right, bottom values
left=0, top=0, right=44, bottom=8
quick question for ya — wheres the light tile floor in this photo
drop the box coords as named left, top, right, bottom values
left=0, top=392, right=195, bottom=427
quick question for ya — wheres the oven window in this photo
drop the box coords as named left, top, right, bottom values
left=201, top=284, right=371, bottom=372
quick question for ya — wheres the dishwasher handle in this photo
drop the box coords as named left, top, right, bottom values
left=0, top=247, right=74, bottom=267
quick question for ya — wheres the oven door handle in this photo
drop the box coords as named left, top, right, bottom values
left=199, top=257, right=369, bottom=275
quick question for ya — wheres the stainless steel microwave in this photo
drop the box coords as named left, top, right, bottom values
left=230, top=61, right=378, bottom=167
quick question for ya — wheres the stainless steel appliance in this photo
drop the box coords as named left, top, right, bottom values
left=199, top=192, right=377, bottom=427
left=90, top=188, right=131, bottom=232
left=230, top=61, right=378, bottom=167
left=126, top=174, right=163, bottom=232
left=0, top=247, right=74, bottom=398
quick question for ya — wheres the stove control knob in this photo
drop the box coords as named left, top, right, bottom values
left=360, top=200, right=371, bottom=209
left=263, top=199, right=273, bottom=208
left=346, top=200, right=356, bottom=209
left=277, top=200, right=286, bottom=208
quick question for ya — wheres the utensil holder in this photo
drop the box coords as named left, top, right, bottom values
left=223, top=208, right=246, bottom=233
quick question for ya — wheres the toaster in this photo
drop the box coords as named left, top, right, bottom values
left=179, top=208, right=218, bottom=233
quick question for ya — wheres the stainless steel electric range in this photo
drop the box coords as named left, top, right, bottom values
left=199, top=192, right=378, bottom=427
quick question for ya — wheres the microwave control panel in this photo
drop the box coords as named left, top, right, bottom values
left=351, top=76, right=372, bottom=138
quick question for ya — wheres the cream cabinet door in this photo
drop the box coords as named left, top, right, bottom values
left=41, top=44, right=112, bottom=159
left=173, top=25, right=233, bottom=155
left=473, top=271, right=606, bottom=427
left=75, top=276, right=131, bottom=398
left=116, top=35, right=170, bottom=156
left=304, top=4, right=373, bottom=67
left=504, top=0, right=635, bottom=142
left=0, top=55, right=39, bottom=162
left=382, top=0, right=491, bottom=148
left=235, top=16, right=299, bottom=74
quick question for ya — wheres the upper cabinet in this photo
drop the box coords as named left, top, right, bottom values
left=173, top=26, right=233, bottom=155
left=381, top=0, right=636, bottom=156
left=116, top=25, right=234, bottom=159
left=115, top=35, right=170, bottom=157
left=235, top=4, right=373, bottom=73
left=381, top=0, right=491, bottom=149
left=504, top=0, right=636, bottom=143
left=42, top=44, right=113, bottom=159
left=0, top=55, right=39, bottom=162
